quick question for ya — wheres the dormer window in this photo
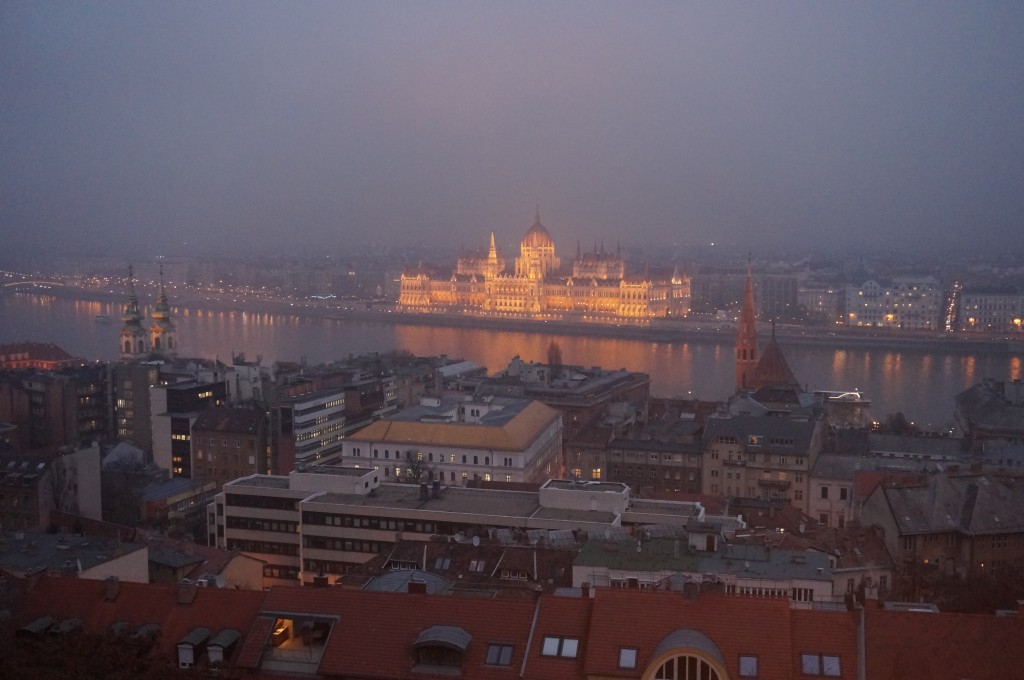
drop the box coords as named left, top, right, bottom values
left=801, top=653, right=841, bottom=676
left=541, top=636, right=579, bottom=658
left=412, top=625, right=471, bottom=674
left=485, top=643, right=514, bottom=666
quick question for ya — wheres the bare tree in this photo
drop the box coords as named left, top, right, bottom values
left=547, top=340, right=563, bottom=383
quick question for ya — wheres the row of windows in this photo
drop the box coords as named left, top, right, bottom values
left=303, top=536, right=387, bottom=554
left=226, top=538, right=298, bottom=556
left=263, top=564, right=300, bottom=580
left=226, top=516, right=298, bottom=533
left=302, top=512, right=436, bottom=534
left=225, top=493, right=297, bottom=511
left=304, top=559, right=356, bottom=575
left=360, top=449, right=507, bottom=467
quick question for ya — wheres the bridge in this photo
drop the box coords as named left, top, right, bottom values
left=1, top=278, right=66, bottom=289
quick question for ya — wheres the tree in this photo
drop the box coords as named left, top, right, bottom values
left=877, top=412, right=920, bottom=436
left=402, top=450, right=426, bottom=484
left=547, top=340, right=563, bottom=382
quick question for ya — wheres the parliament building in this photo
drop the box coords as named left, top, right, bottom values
left=398, top=211, right=690, bottom=320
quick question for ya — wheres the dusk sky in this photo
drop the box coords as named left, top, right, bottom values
left=2, top=2, right=1023, bottom=259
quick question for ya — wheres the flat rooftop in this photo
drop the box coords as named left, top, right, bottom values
left=0, top=530, right=145, bottom=575
left=312, top=484, right=542, bottom=519
left=226, top=475, right=291, bottom=490
left=544, top=480, right=628, bottom=493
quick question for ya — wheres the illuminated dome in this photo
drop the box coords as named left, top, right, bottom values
left=522, top=210, right=554, bottom=248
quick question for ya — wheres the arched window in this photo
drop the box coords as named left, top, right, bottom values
left=124, top=340, right=131, bottom=353
left=153, top=337, right=161, bottom=350
left=641, top=630, right=729, bottom=680
left=137, top=340, right=145, bottom=353
left=651, top=655, right=721, bottom=680
left=168, top=337, right=174, bottom=349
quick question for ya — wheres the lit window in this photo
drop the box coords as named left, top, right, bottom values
left=739, top=655, right=758, bottom=677
left=485, top=643, right=514, bottom=666
left=619, top=647, right=637, bottom=669
left=541, top=636, right=579, bottom=658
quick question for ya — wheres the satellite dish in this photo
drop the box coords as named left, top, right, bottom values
left=472, top=536, right=480, bottom=547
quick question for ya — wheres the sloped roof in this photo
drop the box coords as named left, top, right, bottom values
left=865, top=607, right=1024, bottom=680
left=751, top=337, right=799, bottom=390
left=255, top=587, right=540, bottom=678
left=346, top=400, right=559, bottom=452
left=12, top=577, right=266, bottom=660
left=584, top=589, right=808, bottom=680
left=702, top=413, right=822, bottom=453
left=880, top=474, right=1024, bottom=535
left=956, top=379, right=1024, bottom=436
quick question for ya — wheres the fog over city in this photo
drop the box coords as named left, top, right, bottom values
left=3, top=2, right=1023, bottom=258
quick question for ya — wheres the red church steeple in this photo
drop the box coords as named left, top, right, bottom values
left=736, top=258, right=758, bottom=391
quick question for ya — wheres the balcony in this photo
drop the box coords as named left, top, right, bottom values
left=757, top=477, right=791, bottom=489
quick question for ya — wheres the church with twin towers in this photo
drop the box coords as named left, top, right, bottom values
left=119, top=265, right=177, bottom=361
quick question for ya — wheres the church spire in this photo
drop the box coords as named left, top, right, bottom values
left=735, top=256, right=758, bottom=391
left=149, top=263, right=177, bottom=357
left=119, top=264, right=148, bottom=360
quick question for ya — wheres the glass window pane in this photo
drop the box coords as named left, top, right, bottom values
left=542, top=637, right=560, bottom=656
left=619, top=647, right=637, bottom=669
left=823, top=656, right=841, bottom=676
left=561, top=638, right=579, bottom=658
left=802, top=654, right=821, bottom=674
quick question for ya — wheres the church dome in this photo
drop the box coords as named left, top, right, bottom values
left=522, top=213, right=554, bottom=248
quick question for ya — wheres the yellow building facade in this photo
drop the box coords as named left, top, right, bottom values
left=398, top=213, right=690, bottom=320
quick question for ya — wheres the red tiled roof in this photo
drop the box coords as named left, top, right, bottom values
left=259, top=586, right=540, bottom=678
left=524, top=594, right=592, bottom=679
left=865, top=607, right=1024, bottom=680
left=15, top=577, right=266, bottom=663
left=583, top=589, right=826, bottom=680
left=0, top=342, right=78, bottom=369
left=789, top=609, right=858, bottom=679
left=236, top=616, right=274, bottom=669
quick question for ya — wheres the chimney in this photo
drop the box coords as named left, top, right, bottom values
left=420, top=483, right=429, bottom=501
left=408, top=578, right=427, bottom=594
left=104, top=576, right=120, bottom=602
left=177, top=579, right=197, bottom=605
left=581, top=582, right=590, bottom=598
left=432, top=480, right=441, bottom=499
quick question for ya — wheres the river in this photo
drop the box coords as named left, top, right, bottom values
left=1, top=291, right=1021, bottom=430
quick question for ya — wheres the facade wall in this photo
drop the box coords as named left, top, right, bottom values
left=959, top=291, right=1024, bottom=333
left=807, top=478, right=856, bottom=528
left=79, top=546, right=150, bottom=583
left=342, top=414, right=562, bottom=486
left=845, top=277, right=943, bottom=330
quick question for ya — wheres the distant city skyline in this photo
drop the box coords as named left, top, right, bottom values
left=3, top=3, right=1023, bottom=258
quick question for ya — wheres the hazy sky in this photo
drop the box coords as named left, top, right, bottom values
left=2, top=2, right=1023, bottom=258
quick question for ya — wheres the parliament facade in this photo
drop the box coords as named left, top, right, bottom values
left=398, top=211, right=690, bottom=320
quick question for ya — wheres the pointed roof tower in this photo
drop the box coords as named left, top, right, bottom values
left=119, top=264, right=148, bottom=360
left=735, top=256, right=758, bottom=391
left=752, top=320, right=799, bottom=389
left=149, top=264, right=177, bottom=357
